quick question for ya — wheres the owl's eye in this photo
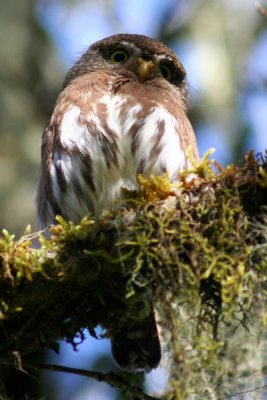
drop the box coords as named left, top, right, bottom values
left=108, top=48, right=129, bottom=63
left=160, top=64, right=173, bottom=81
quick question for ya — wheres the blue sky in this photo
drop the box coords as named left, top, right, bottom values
left=37, top=0, right=176, bottom=66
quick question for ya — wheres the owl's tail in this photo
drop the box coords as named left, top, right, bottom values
left=111, top=308, right=161, bottom=373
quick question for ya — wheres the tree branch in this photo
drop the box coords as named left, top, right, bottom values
left=26, top=363, right=159, bottom=400
left=256, top=2, right=267, bottom=19
left=1, top=150, right=267, bottom=398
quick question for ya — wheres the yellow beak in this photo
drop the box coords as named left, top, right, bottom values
left=134, top=57, right=155, bottom=82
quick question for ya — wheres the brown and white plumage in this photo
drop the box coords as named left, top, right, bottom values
left=37, top=33, right=199, bottom=373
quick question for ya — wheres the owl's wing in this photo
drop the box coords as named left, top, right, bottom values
left=36, top=124, right=59, bottom=227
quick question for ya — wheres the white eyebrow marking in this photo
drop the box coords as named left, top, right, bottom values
left=120, top=41, right=139, bottom=50
left=156, top=54, right=173, bottom=61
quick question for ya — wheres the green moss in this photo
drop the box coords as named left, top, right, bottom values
left=0, top=150, right=267, bottom=398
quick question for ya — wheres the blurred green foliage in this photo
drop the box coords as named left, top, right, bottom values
left=0, top=0, right=64, bottom=235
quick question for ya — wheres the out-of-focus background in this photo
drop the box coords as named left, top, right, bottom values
left=0, top=0, right=266, bottom=399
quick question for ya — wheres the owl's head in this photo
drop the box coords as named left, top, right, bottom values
left=64, top=34, right=188, bottom=98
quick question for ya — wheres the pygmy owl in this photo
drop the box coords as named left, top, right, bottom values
left=37, top=34, right=199, bottom=373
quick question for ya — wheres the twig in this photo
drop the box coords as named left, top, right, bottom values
left=219, top=383, right=267, bottom=399
left=256, top=2, right=267, bottom=18
left=26, top=363, right=160, bottom=400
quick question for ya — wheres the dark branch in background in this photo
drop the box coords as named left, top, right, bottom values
left=256, top=2, right=267, bottom=19
left=26, top=363, right=159, bottom=400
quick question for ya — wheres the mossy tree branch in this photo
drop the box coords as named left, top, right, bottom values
left=1, top=150, right=267, bottom=399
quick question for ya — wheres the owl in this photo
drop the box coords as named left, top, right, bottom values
left=37, top=34, right=199, bottom=373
